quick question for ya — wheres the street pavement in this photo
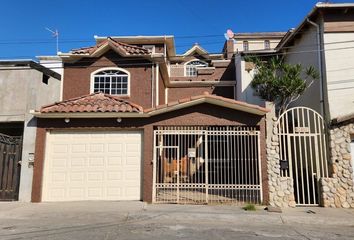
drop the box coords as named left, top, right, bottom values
left=0, top=201, right=353, bottom=239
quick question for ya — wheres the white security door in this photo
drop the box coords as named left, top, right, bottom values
left=42, top=131, right=142, bottom=201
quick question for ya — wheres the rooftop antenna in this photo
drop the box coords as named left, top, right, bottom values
left=45, top=27, right=59, bottom=54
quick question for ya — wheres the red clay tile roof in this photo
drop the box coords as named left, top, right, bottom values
left=40, top=92, right=143, bottom=113
left=70, top=38, right=150, bottom=56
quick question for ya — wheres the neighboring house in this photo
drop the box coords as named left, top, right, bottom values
left=30, top=36, right=270, bottom=204
left=232, top=3, right=354, bottom=208
left=232, top=32, right=285, bottom=106
left=0, top=60, right=61, bottom=202
left=233, top=32, right=285, bottom=52
left=277, top=2, right=354, bottom=208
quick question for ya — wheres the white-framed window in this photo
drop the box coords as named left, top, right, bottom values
left=185, top=60, right=208, bottom=77
left=143, top=45, right=155, bottom=54
left=90, top=67, right=130, bottom=95
left=264, top=40, right=270, bottom=49
left=243, top=41, right=249, bottom=51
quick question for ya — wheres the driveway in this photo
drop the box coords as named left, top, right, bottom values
left=0, top=202, right=354, bottom=240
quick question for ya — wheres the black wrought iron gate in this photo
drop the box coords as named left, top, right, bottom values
left=0, top=133, right=22, bottom=201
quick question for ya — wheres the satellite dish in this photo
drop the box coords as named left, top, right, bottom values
left=224, top=29, right=236, bottom=43
left=227, top=29, right=235, bottom=39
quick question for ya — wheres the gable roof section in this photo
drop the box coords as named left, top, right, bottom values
left=276, top=2, right=354, bottom=50
left=33, top=93, right=269, bottom=118
left=183, top=44, right=209, bottom=56
left=144, top=93, right=269, bottom=116
left=40, top=92, right=143, bottom=113
left=67, top=38, right=150, bottom=57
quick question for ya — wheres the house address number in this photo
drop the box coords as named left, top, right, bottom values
left=295, top=127, right=310, bottom=133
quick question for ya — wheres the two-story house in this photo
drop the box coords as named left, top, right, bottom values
left=0, top=60, right=61, bottom=202
left=232, top=3, right=354, bottom=208
left=30, top=35, right=270, bottom=205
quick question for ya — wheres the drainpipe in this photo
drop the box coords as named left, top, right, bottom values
left=306, top=18, right=325, bottom=118
left=156, top=63, right=159, bottom=106
left=151, top=64, right=155, bottom=107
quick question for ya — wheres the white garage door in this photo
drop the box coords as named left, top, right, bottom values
left=42, top=131, right=142, bottom=201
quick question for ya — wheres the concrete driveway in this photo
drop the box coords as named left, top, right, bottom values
left=0, top=202, right=354, bottom=240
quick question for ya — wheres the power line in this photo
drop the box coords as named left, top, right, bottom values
left=1, top=40, right=354, bottom=66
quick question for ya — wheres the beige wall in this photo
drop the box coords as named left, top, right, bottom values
left=234, top=39, right=280, bottom=52
left=0, top=67, right=61, bottom=202
left=324, top=32, right=354, bottom=119
left=283, top=26, right=322, bottom=115
left=0, top=68, right=60, bottom=122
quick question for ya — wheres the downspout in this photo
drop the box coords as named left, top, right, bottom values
left=306, top=18, right=325, bottom=118
left=156, top=63, right=159, bottom=106
left=151, top=64, right=155, bottom=107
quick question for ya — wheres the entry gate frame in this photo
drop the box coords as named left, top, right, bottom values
left=152, top=126, right=263, bottom=205
left=277, top=107, right=329, bottom=206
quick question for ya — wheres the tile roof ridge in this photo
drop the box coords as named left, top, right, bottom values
left=107, top=37, right=150, bottom=51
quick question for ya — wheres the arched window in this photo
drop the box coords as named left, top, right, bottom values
left=91, top=68, right=130, bottom=95
left=185, top=60, right=208, bottom=77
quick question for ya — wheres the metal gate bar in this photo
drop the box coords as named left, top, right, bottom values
left=277, top=107, right=328, bottom=206
left=153, top=126, right=262, bottom=205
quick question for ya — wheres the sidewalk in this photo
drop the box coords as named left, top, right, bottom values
left=0, top=202, right=353, bottom=240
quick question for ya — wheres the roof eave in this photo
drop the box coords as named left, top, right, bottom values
left=31, top=110, right=147, bottom=118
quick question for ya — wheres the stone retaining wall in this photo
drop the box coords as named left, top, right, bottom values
left=266, top=112, right=296, bottom=208
left=321, top=123, right=354, bottom=208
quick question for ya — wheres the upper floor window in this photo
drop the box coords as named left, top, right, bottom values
left=91, top=68, right=130, bottom=95
left=185, top=60, right=208, bottom=77
left=243, top=41, right=249, bottom=51
left=264, top=40, right=270, bottom=50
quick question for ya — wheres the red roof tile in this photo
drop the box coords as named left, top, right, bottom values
left=40, top=93, right=143, bottom=113
left=70, top=38, right=150, bottom=56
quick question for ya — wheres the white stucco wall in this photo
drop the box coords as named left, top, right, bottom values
left=283, top=26, right=322, bottom=115
left=324, top=32, right=354, bottom=120
left=0, top=67, right=61, bottom=201
left=235, top=55, right=264, bottom=106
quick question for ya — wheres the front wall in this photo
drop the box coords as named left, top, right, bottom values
left=168, top=86, right=234, bottom=102
left=63, top=51, right=153, bottom=109
left=32, top=104, right=267, bottom=203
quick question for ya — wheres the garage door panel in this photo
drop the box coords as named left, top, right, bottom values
left=107, top=156, right=122, bottom=166
left=42, top=131, right=142, bottom=201
left=88, top=157, right=105, bottom=167
left=71, top=157, right=86, bottom=167
left=71, top=144, right=86, bottom=153
left=53, top=144, right=69, bottom=154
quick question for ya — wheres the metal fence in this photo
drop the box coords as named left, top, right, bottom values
left=152, top=126, right=262, bottom=205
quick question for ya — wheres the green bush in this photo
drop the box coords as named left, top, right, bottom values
left=243, top=203, right=256, bottom=211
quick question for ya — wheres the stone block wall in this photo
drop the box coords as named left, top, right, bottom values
left=266, top=113, right=296, bottom=208
left=321, top=123, right=354, bottom=208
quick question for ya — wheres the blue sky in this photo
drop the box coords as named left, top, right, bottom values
left=0, top=0, right=350, bottom=59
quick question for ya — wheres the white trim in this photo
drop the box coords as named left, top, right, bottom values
left=90, top=67, right=131, bottom=96
left=165, top=87, right=168, bottom=104
left=156, top=63, right=159, bottom=106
